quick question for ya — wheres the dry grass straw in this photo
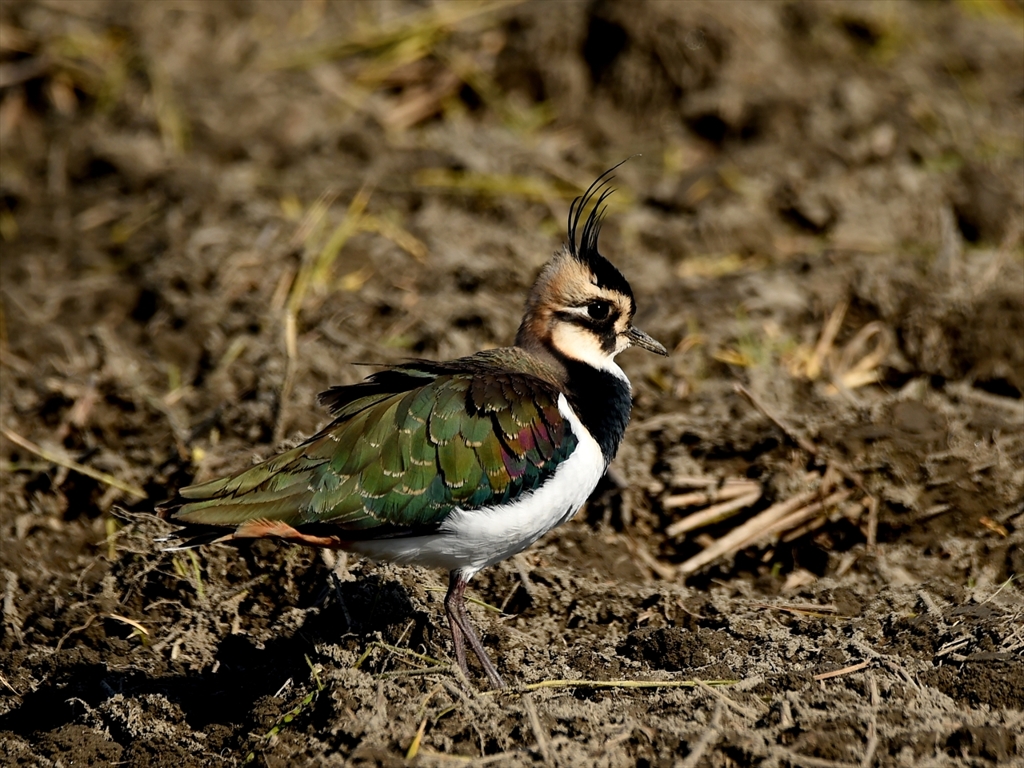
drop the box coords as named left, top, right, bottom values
left=0, top=426, right=147, bottom=499
left=264, top=1, right=524, bottom=71
left=264, top=0, right=549, bottom=133
left=662, top=472, right=860, bottom=577
left=54, top=614, right=99, bottom=654
left=353, top=640, right=443, bottom=672
left=353, top=639, right=739, bottom=700
left=663, top=384, right=882, bottom=577
left=145, top=57, right=188, bottom=154
left=677, top=253, right=769, bottom=280
left=791, top=300, right=893, bottom=394
left=0, top=672, right=17, bottom=695
left=105, top=613, right=150, bottom=645
left=676, top=487, right=824, bottom=577
left=276, top=182, right=429, bottom=438
left=520, top=692, right=552, bottom=765
left=752, top=602, right=839, bottom=617
left=405, top=717, right=429, bottom=760
left=514, top=678, right=736, bottom=693
left=360, top=212, right=428, bottom=263
left=812, top=660, right=871, bottom=682
left=284, top=183, right=426, bottom=320
left=244, top=655, right=324, bottom=765
left=413, top=750, right=517, bottom=765
left=436, top=47, right=553, bottom=133
left=665, top=479, right=762, bottom=538
left=171, top=551, right=206, bottom=602
left=652, top=401, right=875, bottom=576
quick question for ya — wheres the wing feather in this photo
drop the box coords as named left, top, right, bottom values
left=165, top=353, right=578, bottom=541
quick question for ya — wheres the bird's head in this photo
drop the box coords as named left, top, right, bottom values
left=515, top=169, right=667, bottom=369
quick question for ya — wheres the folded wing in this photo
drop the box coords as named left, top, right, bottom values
left=165, top=357, right=576, bottom=542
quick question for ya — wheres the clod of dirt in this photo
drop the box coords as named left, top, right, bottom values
left=921, top=662, right=1024, bottom=712
left=830, top=586, right=864, bottom=617
left=945, top=725, right=1017, bottom=763
left=950, top=163, right=1011, bottom=244
left=618, top=626, right=745, bottom=673
left=775, top=181, right=837, bottom=234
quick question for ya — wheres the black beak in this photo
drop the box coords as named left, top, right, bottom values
left=626, top=326, right=668, bottom=355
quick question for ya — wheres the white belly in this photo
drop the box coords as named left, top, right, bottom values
left=349, top=394, right=607, bottom=578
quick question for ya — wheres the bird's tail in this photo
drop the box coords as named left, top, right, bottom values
left=157, top=496, right=347, bottom=550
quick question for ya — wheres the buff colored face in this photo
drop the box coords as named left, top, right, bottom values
left=529, top=253, right=665, bottom=368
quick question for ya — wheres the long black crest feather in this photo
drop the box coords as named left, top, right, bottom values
left=566, top=157, right=634, bottom=263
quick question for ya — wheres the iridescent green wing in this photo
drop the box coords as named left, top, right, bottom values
left=170, top=359, right=576, bottom=537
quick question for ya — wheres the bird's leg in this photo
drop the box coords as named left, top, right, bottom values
left=458, top=597, right=506, bottom=690
left=444, top=571, right=506, bottom=690
left=329, top=571, right=352, bottom=631
left=444, top=572, right=470, bottom=680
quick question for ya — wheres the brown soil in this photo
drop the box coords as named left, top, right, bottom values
left=1, top=1, right=1022, bottom=766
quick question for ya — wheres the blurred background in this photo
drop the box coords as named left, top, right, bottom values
left=1, top=1, right=1022, bottom=765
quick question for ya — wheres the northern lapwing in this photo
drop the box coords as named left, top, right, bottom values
left=159, top=167, right=667, bottom=689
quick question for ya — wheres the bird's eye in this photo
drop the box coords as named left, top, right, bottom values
left=587, top=300, right=611, bottom=320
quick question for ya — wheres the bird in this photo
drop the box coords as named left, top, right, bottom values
left=158, top=166, right=667, bottom=689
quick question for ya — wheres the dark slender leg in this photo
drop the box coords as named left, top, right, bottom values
left=444, top=573, right=469, bottom=679
left=444, top=571, right=506, bottom=690
left=329, top=572, right=352, bottom=631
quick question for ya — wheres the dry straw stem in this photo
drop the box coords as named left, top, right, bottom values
left=311, top=185, right=374, bottom=286
left=288, top=187, right=339, bottom=249
left=359, top=212, right=428, bottom=263
left=1, top=426, right=147, bottom=499
left=760, top=488, right=855, bottom=544
left=287, top=184, right=373, bottom=320
left=624, top=535, right=677, bottom=581
left=437, top=47, right=553, bottom=133
left=279, top=185, right=373, bottom=440
left=105, top=612, right=149, bottom=644
left=520, top=692, right=552, bottom=766
left=668, top=474, right=719, bottom=489
left=678, top=702, right=724, bottom=768
left=353, top=641, right=443, bottom=671
left=145, top=57, right=188, bottom=154
left=733, top=383, right=877, bottom=515
left=0, top=672, right=17, bottom=695
left=829, top=322, right=892, bottom=393
left=805, top=299, right=848, bottom=381
left=264, top=0, right=523, bottom=70
left=678, top=488, right=823, bottom=577
left=3, top=569, right=24, bottom=645
left=381, top=67, right=461, bottom=132
left=734, top=385, right=822, bottom=459
left=752, top=602, right=839, bottom=617
left=798, top=301, right=892, bottom=394
left=497, top=678, right=738, bottom=695
left=405, top=717, right=428, bottom=760
left=678, top=253, right=770, bottom=280
left=694, top=678, right=766, bottom=719
left=54, top=614, right=98, bottom=654
left=414, top=750, right=517, bottom=765
left=813, top=660, right=870, bottom=682
left=665, top=482, right=763, bottom=538
left=663, top=477, right=759, bottom=510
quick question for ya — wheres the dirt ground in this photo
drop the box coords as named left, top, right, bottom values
left=1, top=1, right=1023, bottom=766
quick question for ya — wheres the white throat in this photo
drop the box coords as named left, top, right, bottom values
left=549, top=323, right=630, bottom=382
